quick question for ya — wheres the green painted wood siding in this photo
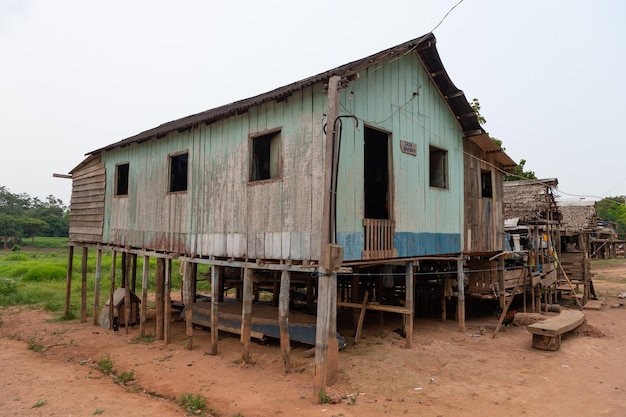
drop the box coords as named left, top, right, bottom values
left=97, top=52, right=464, bottom=260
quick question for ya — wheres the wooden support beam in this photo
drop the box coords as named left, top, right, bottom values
left=64, top=245, right=74, bottom=316
left=155, top=257, right=165, bottom=340
left=183, top=261, right=194, bottom=350
left=93, top=249, right=102, bottom=326
left=210, top=265, right=220, bottom=355
left=164, top=259, right=172, bottom=344
left=279, top=270, right=291, bottom=372
left=354, top=290, right=369, bottom=344
left=241, top=267, right=253, bottom=363
left=109, top=251, right=116, bottom=331
left=80, top=247, right=88, bottom=323
left=124, top=252, right=131, bottom=335
left=457, top=258, right=465, bottom=333
left=140, top=255, right=149, bottom=337
left=404, top=261, right=414, bottom=347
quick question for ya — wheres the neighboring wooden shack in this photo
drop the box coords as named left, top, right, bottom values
left=557, top=199, right=597, bottom=303
left=64, top=32, right=514, bottom=392
left=502, top=179, right=561, bottom=311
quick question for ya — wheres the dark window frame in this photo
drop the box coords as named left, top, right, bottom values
left=481, top=170, right=493, bottom=198
left=429, top=146, right=448, bottom=189
left=115, top=163, right=129, bottom=197
left=249, top=128, right=282, bottom=183
left=168, top=152, right=189, bottom=193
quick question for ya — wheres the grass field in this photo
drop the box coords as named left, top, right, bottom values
left=0, top=238, right=210, bottom=318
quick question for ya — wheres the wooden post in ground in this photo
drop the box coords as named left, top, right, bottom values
left=64, top=245, right=74, bottom=317
left=313, top=74, right=341, bottom=400
left=109, top=251, right=116, bottom=331
left=278, top=270, right=291, bottom=372
left=130, top=253, right=137, bottom=293
left=404, top=261, right=414, bottom=347
left=354, top=290, right=369, bottom=344
left=93, top=249, right=102, bottom=325
left=210, top=265, right=220, bottom=355
left=164, top=258, right=172, bottom=344
left=80, top=247, right=88, bottom=323
left=124, top=251, right=131, bottom=334
left=140, top=255, right=149, bottom=337
left=155, top=257, right=165, bottom=340
left=241, top=267, right=253, bottom=363
left=183, top=261, right=194, bottom=350
left=457, top=258, right=465, bottom=333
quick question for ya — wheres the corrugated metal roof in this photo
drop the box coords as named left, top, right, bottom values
left=88, top=33, right=505, bottom=159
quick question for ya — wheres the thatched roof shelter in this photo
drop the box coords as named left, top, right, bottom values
left=557, top=200, right=598, bottom=234
left=503, top=178, right=560, bottom=225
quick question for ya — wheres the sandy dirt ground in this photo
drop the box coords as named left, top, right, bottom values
left=1, top=262, right=626, bottom=417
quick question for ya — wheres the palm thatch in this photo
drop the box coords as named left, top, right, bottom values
left=503, top=179, right=559, bottom=223
left=558, top=202, right=597, bottom=233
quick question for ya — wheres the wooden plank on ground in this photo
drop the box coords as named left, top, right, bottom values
left=583, top=300, right=604, bottom=311
left=527, top=310, right=586, bottom=336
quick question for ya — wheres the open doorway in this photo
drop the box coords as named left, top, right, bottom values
left=364, top=127, right=390, bottom=219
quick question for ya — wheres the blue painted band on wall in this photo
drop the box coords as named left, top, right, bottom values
left=337, top=231, right=461, bottom=260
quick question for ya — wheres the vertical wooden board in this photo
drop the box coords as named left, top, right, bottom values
left=290, top=231, right=301, bottom=260
left=281, top=231, right=290, bottom=260
left=255, top=232, right=264, bottom=259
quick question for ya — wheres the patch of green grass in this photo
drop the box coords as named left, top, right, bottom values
left=24, top=237, right=69, bottom=249
left=130, top=334, right=155, bottom=344
left=319, top=391, right=331, bottom=404
left=31, top=399, right=47, bottom=408
left=116, top=369, right=135, bottom=385
left=93, top=409, right=105, bottom=415
left=96, top=355, right=114, bottom=375
left=178, top=393, right=208, bottom=416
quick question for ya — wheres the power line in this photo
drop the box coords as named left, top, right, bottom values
left=431, top=0, right=465, bottom=33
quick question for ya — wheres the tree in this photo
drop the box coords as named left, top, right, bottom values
left=0, top=214, right=20, bottom=249
left=470, top=98, right=537, bottom=182
left=596, top=196, right=626, bottom=236
left=19, top=217, right=48, bottom=244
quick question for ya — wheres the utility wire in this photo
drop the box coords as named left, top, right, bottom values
left=431, top=0, right=465, bottom=33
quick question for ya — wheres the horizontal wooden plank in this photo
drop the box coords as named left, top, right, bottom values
left=336, top=301, right=410, bottom=315
left=527, top=310, right=585, bottom=336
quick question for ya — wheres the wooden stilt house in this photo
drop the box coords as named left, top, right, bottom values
left=503, top=179, right=561, bottom=311
left=64, top=32, right=514, bottom=392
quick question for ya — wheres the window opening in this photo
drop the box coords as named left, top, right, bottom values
left=169, top=153, right=188, bottom=192
left=115, top=163, right=129, bottom=196
left=429, top=146, right=448, bottom=189
left=250, top=130, right=281, bottom=181
left=481, top=170, right=493, bottom=198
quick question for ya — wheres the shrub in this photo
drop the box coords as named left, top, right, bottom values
left=178, top=393, right=207, bottom=416
left=96, top=355, right=114, bottom=375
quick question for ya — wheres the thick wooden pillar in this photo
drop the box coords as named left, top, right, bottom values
left=80, top=247, right=88, bottom=323
left=279, top=270, right=291, bottom=372
left=457, top=258, right=465, bottom=333
left=183, top=261, right=195, bottom=350
left=241, top=267, right=253, bottom=363
left=210, top=265, right=220, bottom=355
left=130, top=253, right=138, bottom=293
left=313, top=74, right=341, bottom=400
left=109, top=251, right=116, bottom=330
left=93, top=249, right=102, bottom=325
left=155, top=257, right=165, bottom=340
left=64, top=245, right=74, bottom=316
left=124, top=251, right=131, bottom=334
left=404, top=261, right=414, bottom=347
left=140, top=255, right=149, bottom=337
left=164, top=258, right=172, bottom=344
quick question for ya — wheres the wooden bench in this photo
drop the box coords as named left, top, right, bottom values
left=527, top=309, right=586, bottom=351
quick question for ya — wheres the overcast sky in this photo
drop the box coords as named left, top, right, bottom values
left=1, top=0, right=624, bottom=206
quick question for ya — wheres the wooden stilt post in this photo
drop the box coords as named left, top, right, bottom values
left=241, top=267, right=253, bottom=363
left=124, top=251, right=131, bottom=334
left=278, top=270, right=291, bottom=372
left=140, top=255, right=149, bottom=337
left=109, top=251, right=116, bottom=331
left=64, top=245, right=74, bottom=317
left=130, top=253, right=137, bottom=293
left=210, top=265, right=220, bottom=355
left=80, top=247, right=88, bottom=323
left=313, top=74, right=341, bottom=401
left=404, top=261, right=414, bottom=347
left=164, top=258, right=172, bottom=344
left=457, top=258, right=465, bottom=333
left=183, top=261, right=194, bottom=350
left=93, top=249, right=102, bottom=326
left=155, top=257, right=165, bottom=340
